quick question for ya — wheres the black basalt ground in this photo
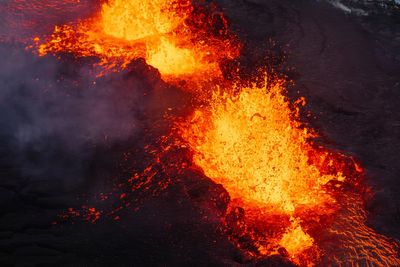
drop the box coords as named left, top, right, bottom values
left=0, top=0, right=399, bottom=266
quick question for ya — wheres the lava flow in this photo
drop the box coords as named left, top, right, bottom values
left=179, top=78, right=333, bottom=264
left=33, top=0, right=239, bottom=79
left=178, top=76, right=400, bottom=265
left=14, top=0, right=400, bottom=266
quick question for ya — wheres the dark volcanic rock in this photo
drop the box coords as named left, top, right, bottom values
left=0, top=0, right=399, bottom=266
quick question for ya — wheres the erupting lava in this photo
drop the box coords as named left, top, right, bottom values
left=34, top=0, right=238, bottom=79
left=180, top=78, right=334, bottom=263
left=179, top=77, right=400, bottom=265
left=181, top=81, right=341, bottom=214
left=12, top=0, right=399, bottom=265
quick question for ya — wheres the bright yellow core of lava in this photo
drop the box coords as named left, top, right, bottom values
left=101, top=0, right=204, bottom=76
left=37, top=0, right=220, bottom=77
left=101, top=0, right=185, bottom=41
left=182, top=81, right=343, bottom=214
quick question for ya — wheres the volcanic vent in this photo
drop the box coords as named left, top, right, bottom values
left=1, top=0, right=400, bottom=266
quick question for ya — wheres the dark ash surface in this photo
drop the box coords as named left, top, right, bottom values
left=0, top=0, right=399, bottom=266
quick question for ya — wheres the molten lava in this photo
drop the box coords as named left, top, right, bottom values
left=181, top=81, right=341, bottom=214
left=179, top=77, right=400, bottom=265
left=34, top=0, right=238, bottom=79
left=101, top=0, right=184, bottom=41
left=14, top=0, right=400, bottom=265
left=180, top=78, right=336, bottom=262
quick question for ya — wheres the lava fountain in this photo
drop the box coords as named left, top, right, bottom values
left=9, top=0, right=399, bottom=265
left=178, top=76, right=400, bottom=265
left=33, top=0, right=239, bottom=79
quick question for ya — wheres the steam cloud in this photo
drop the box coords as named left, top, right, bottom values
left=0, top=42, right=145, bottom=189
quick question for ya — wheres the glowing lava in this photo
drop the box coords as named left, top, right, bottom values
left=181, top=80, right=342, bottom=213
left=101, top=0, right=184, bottom=41
left=34, top=0, right=238, bottom=79
left=15, top=0, right=400, bottom=265
left=179, top=76, right=400, bottom=265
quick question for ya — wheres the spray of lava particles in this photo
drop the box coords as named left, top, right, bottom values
left=13, top=0, right=400, bottom=265
left=180, top=80, right=331, bottom=262
left=179, top=77, right=400, bottom=265
left=34, top=0, right=239, bottom=79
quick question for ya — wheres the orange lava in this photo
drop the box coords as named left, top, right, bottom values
left=179, top=76, right=400, bottom=265
left=34, top=0, right=238, bottom=79
left=180, top=78, right=333, bottom=263
left=181, top=81, right=342, bottom=214
left=16, top=0, right=400, bottom=265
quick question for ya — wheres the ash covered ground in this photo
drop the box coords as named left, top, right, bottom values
left=0, top=0, right=399, bottom=266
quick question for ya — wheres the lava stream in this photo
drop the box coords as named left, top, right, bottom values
left=12, top=0, right=400, bottom=265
